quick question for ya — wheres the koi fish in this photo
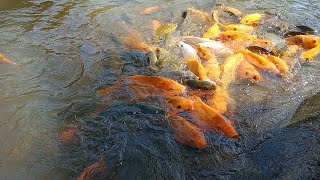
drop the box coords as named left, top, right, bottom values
left=168, top=112, right=207, bottom=149
left=187, top=7, right=212, bottom=22
left=224, top=24, right=254, bottom=34
left=218, top=31, right=255, bottom=42
left=59, top=123, right=83, bottom=145
left=124, top=36, right=152, bottom=52
left=251, top=39, right=273, bottom=48
left=281, top=45, right=300, bottom=58
left=197, top=41, right=234, bottom=58
left=186, top=58, right=208, bottom=80
left=266, top=55, right=289, bottom=74
left=236, top=59, right=263, bottom=81
left=126, top=75, right=186, bottom=93
left=206, top=86, right=230, bottom=114
left=240, top=49, right=280, bottom=74
left=181, top=36, right=213, bottom=45
left=195, top=44, right=215, bottom=60
left=166, top=96, right=194, bottom=112
left=96, top=76, right=186, bottom=101
left=223, top=6, right=244, bottom=17
left=220, top=53, right=244, bottom=86
left=188, top=96, right=239, bottom=139
left=240, top=13, right=264, bottom=26
left=141, top=4, right=162, bottom=15
left=285, top=35, right=320, bottom=50
left=301, top=45, right=320, bottom=60
left=177, top=41, right=199, bottom=60
left=153, top=23, right=177, bottom=44
left=0, top=52, right=18, bottom=65
left=203, top=23, right=220, bottom=39
left=78, top=156, right=106, bottom=180
left=152, top=20, right=161, bottom=31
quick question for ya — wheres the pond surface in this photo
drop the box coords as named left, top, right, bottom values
left=0, top=0, right=319, bottom=179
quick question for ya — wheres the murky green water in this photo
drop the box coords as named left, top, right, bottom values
left=0, top=0, right=319, bottom=179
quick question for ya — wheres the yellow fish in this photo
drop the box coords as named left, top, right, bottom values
left=286, top=35, right=320, bottom=50
left=240, top=49, right=280, bottom=74
left=220, top=53, right=244, bottom=86
left=225, top=24, right=254, bottom=34
left=240, top=13, right=263, bottom=26
left=203, top=23, right=220, bottom=39
left=266, top=55, right=289, bottom=74
left=186, top=58, right=208, bottom=80
left=301, top=45, right=320, bottom=60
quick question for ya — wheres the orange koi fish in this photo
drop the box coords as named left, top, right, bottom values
left=124, top=36, right=152, bottom=52
left=59, top=123, right=83, bottom=145
left=186, top=58, right=208, bottom=80
left=169, top=112, right=207, bottom=149
left=78, top=156, right=106, bottom=180
left=202, top=57, right=221, bottom=80
left=219, top=31, right=255, bottom=41
left=126, top=75, right=186, bottom=93
left=0, top=52, right=18, bottom=65
left=166, top=96, right=194, bottom=112
left=240, top=49, right=280, bottom=74
left=286, top=35, right=320, bottom=50
left=206, top=86, right=230, bottom=114
left=141, top=4, right=162, bottom=15
left=236, top=59, right=263, bottom=81
left=189, top=96, right=239, bottom=139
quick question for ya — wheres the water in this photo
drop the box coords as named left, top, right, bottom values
left=0, top=0, right=319, bottom=179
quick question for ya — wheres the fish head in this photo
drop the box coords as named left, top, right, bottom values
left=177, top=41, right=198, bottom=60
left=166, top=96, right=194, bottom=111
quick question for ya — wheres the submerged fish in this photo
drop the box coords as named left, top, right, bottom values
left=168, top=112, right=207, bottom=149
left=124, top=36, right=152, bottom=52
left=0, top=52, right=18, bottom=65
left=77, top=156, right=106, bottom=180
left=141, top=4, right=162, bottom=15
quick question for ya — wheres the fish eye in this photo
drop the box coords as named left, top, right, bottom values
left=234, top=28, right=237, bottom=31
left=177, top=105, right=182, bottom=109
left=313, top=40, right=316, bottom=43
left=170, top=88, right=174, bottom=91
left=245, top=72, right=249, bottom=75
left=228, top=35, right=231, bottom=38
